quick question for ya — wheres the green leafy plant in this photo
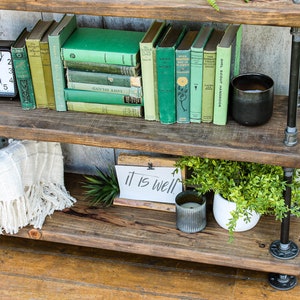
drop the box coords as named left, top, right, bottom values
left=83, top=166, right=119, bottom=207
left=175, top=156, right=300, bottom=237
left=207, top=0, right=250, bottom=11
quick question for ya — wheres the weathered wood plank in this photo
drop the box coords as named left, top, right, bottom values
left=0, top=97, right=299, bottom=168
left=6, top=173, right=300, bottom=276
left=0, top=0, right=299, bottom=27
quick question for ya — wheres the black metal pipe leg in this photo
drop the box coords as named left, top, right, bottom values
left=0, top=137, right=8, bottom=149
left=284, top=27, right=300, bottom=146
left=269, top=168, right=299, bottom=290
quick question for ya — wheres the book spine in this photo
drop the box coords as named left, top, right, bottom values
left=67, top=82, right=142, bottom=98
left=176, top=49, right=191, bottom=123
left=49, top=15, right=77, bottom=111
left=202, top=51, right=217, bottom=123
left=11, top=46, right=36, bottom=110
left=64, top=88, right=143, bottom=105
left=156, top=47, right=177, bottom=124
left=213, top=46, right=231, bottom=125
left=64, top=60, right=140, bottom=76
left=140, top=42, right=158, bottom=121
left=190, top=49, right=203, bottom=123
left=62, top=48, right=138, bottom=67
left=66, top=69, right=142, bottom=88
left=67, top=101, right=143, bottom=117
left=40, top=41, right=56, bottom=109
left=26, top=39, right=48, bottom=108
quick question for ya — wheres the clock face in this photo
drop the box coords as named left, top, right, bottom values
left=0, top=47, right=17, bottom=98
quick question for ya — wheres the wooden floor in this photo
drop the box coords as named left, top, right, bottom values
left=0, top=236, right=299, bottom=299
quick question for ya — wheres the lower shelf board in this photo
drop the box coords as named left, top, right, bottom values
left=7, top=173, right=300, bottom=276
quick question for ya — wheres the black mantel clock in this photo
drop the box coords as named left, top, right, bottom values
left=0, top=40, right=18, bottom=99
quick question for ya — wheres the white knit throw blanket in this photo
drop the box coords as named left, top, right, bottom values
left=0, top=140, right=76, bottom=234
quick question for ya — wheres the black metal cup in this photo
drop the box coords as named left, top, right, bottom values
left=230, top=73, right=274, bottom=126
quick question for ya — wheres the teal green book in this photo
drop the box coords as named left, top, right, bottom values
left=140, top=20, right=166, bottom=121
left=156, top=26, right=186, bottom=124
left=66, top=101, right=143, bottom=117
left=11, top=28, right=36, bottom=110
left=49, top=14, right=77, bottom=111
left=213, top=24, right=242, bottom=126
left=201, top=29, right=224, bottom=123
left=64, top=88, right=143, bottom=105
left=175, top=30, right=198, bottom=123
left=61, top=27, right=145, bottom=66
left=64, top=60, right=140, bottom=76
left=190, top=26, right=213, bottom=123
left=66, top=69, right=142, bottom=88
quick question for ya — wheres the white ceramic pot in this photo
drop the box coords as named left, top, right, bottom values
left=213, top=193, right=261, bottom=232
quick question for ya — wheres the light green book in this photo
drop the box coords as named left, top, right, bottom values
left=140, top=20, right=166, bottom=121
left=201, top=29, right=224, bottom=123
left=62, top=27, right=145, bottom=66
left=67, top=101, right=143, bottom=117
left=190, top=26, right=213, bottom=123
left=67, top=81, right=142, bottom=98
left=213, top=24, right=242, bottom=126
left=49, top=14, right=77, bottom=111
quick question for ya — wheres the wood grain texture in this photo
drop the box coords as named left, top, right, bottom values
left=3, top=235, right=299, bottom=299
left=0, top=0, right=300, bottom=27
left=6, top=173, right=300, bottom=277
left=0, top=97, right=299, bottom=168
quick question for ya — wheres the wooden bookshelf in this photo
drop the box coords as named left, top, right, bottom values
left=7, top=173, right=300, bottom=276
left=0, top=96, right=299, bottom=168
left=0, top=0, right=300, bottom=27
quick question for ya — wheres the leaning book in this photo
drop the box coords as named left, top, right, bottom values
left=11, top=28, right=36, bottom=110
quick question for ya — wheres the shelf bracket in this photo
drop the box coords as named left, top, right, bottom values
left=269, top=167, right=299, bottom=290
left=284, top=27, right=300, bottom=146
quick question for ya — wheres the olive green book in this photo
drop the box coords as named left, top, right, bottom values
left=61, top=27, right=145, bottom=66
left=40, top=21, right=58, bottom=110
left=26, top=19, right=54, bottom=108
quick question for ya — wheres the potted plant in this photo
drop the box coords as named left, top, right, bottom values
left=174, top=156, right=300, bottom=239
left=82, top=166, right=119, bottom=207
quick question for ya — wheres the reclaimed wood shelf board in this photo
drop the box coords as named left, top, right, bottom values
left=0, top=96, right=299, bottom=168
left=7, top=173, right=300, bottom=276
left=0, top=0, right=300, bottom=27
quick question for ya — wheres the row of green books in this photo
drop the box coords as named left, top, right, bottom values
left=141, top=21, right=242, bottom=126
left=11, top=15, right=241, bottom=125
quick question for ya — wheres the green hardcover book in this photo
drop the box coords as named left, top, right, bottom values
left=40, top=21, right=58, bottom=110
left=61, top=27, right=145, bottom=66
left=190, top=26, right=213, bottom=123
left=64, top=60, right=140, bottom=76
left=175, top=30, right=198, bottom=123
left=156, top=26, right=186, bottom=124
left=201, top=29, right=224, bottom=123
left=213, top=24, right=242, bottom=126
left=66, top=69, right=142, bottom=88
left=67, top=101, right=143, bottom=117
left=11, top=28, right=36, bottom=110
left=26, top=19, right=54, bottom=108
left=64, top=88, right=143, bottom=105
left=67, top=81, right=142, bottom=98
left=140, top=20, right=166, bottom=121
left=49, top=14, right=77, bottom=111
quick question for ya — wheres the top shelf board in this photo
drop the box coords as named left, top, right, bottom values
left=1, top=97, right=300, bottom=168
left=0, top=0, right=300, bottom=27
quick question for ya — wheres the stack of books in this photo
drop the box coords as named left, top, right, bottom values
left=61, top=26, right=145, bottom=117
